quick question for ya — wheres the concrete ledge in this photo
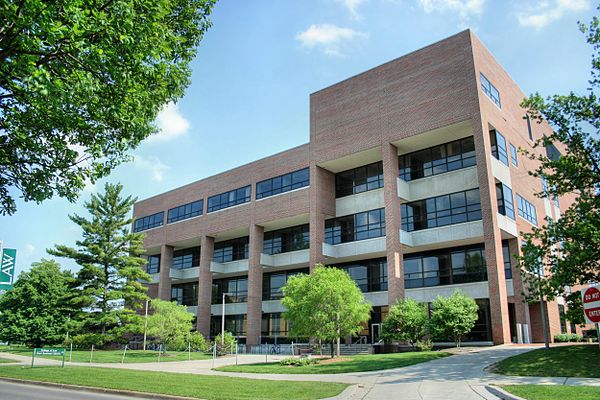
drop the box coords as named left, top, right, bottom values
left=485, top=385, right=527, bottom=400
left=0, top=377, right=197, bottom=400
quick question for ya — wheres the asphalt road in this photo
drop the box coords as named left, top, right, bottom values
left=0, top=381, right=153, bottom=400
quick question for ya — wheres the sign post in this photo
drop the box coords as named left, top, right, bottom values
left=31, top=348, right=66, bottom=368
left=582, top=286, right=600, bottom=349
left=0, top=246, right=17, bottom=293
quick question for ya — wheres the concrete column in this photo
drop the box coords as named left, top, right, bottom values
left=508, top=238, right=531, bottom=338
left=473, top=119, right=512, bottom=345
left=247, top=224, right=264, bottom=347
left=158, top=245, right=173, bottom=301
left=309, top=165, right=335, bottom=271
left=382, top=142, right=404, bottom=305
left=197, top=236, right=214, bottom=338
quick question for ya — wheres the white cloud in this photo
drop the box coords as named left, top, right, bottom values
left=23, top=243, right=35, bottom=255
left=133, top=155, right=170, bottom=182
left=418, top=0, right=485, bottom=20
left=336, top=0, right=367, bottom=20
left=517, top=0, right=590, bottom=29
left=295, top=24, right=367, bottom=56
left=150, top=102, right=190, bottom=142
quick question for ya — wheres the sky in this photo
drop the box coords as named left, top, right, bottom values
left=0, top=0, right=596, bottom=278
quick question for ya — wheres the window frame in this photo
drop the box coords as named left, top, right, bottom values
left=256, top=168, right=310, bottom=199
left=480, top=73, right=501, bottom=108
left=167, top=200, right=203, bottom=224
left=207, top=186, right=251, bottom=213
left=134, top=211, right=164, bottom=232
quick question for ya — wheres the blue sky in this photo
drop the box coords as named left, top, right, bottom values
left=0, top=0, right=595, bottom=277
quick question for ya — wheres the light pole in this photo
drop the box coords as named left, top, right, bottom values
left=143, top=299, right=149, bottom=351
left=221, top=292, right=233, bottom=346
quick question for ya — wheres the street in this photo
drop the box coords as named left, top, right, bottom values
left=0, top=381, right=154, bottom=400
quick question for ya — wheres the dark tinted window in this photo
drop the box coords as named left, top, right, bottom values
left=134, top=212, right=164, bottom=232
left=325, top=208, right=386, bottom=244
left=332, top=258, right=387, bottom=292
left=335, top=161, right=383, bottom=198
left=516, top=194, right=538, bottom=225
left=168, top=200, right=203, bottom=223
left=213, top=237, right=249, bottom=263
left=256, top=168, right=309, bottom=199
left=510, top=144, right=518, bottom=166
left=172, top=247, right=200, bottom=270
left=146, top=254, right=160, bottom=274
left=496, top=183, right=515, bottom=220
left=490, top=129, right=509, bottom=166
left=502, top=240, right=512, bottom=279
left=263, top=224, right=309, bottom=255
left=212, top=276, right=248, bottom=303
left=262, top=268, right=309, bottom=300
left=480, top=73, right=501, bottom=107
left=171, top=282, right=198, bottom=306
left=207, top=186, right=251, bottom=213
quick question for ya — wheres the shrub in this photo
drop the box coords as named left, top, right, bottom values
left=415, top=339, right=433, bottom=351
left=215, top=331, right=237, bottom=354
left=279, top=357, right=319, bottom=366
left=554, top=333, right=583, bottom=342
left=189, top=331, right=209, bottom=352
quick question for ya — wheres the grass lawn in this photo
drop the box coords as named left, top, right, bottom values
left=1, top=347, right=211, bottom=363
left=215, top=351, right=450, bottom=374
left=501, top=385, right=600, bottom=400
left=0, top=357, right=15, bottom=364
left=494, top=345, right=600, bottom=378
left=0, top=365, right=347, bottom=400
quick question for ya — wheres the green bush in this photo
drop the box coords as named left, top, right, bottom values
left=415, top=339, right=433, bottom=351
left=279, top=357, right=319, bottom=366
left=554, top=333, right=583, bottom=342
left=188, top=331, right=209, bottom=352
left=214, top=331, right=236, bottom=354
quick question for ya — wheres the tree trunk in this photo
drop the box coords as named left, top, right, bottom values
left=330, top=340, right=334, bottom=358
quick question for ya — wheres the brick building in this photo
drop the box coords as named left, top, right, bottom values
left=133, top=30, right=574, bottom=347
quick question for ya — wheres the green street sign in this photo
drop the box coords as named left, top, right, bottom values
left=0, top=248, right=16, bottom=291
left=32, top=347, right=66, bottom=368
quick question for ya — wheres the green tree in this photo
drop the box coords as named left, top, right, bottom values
left=0, top=0, right=216, bottom=215
left=0, top=259, right=77, bottom=347
left=381, top=298, right=428, bottom=349
left=518, top=8, right=600, bottom=320
left=146, top=300, right=195, bottom=351
left=49, top=182, right=150, bottom=346
left=429, top=291, right=478, bottom=348
left=282, top=265, right=371, bottom=358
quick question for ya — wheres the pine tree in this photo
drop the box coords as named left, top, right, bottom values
left=49, top=183, right=150, bottom=345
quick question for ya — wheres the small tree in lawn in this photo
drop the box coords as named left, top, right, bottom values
left=381, top=298, right=428, bottom=350
left=146, top=300, right=195, bottom=352
left=429, top=291, right=479, bottom=348
left=282, top=265, right=371, bottom=358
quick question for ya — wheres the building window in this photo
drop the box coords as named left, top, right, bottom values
left=401, top=189, right=481, bottom=232
left=496, top=183, right=515, bottom=220
left=146, top=254, right=160, bottom=274
left=404, top=244, right=487, bottom=289
left=490, top=129, right=509, bottom=166
left=480, top=73, right=501, bottom=108
left=324, top=208, right=386, bottom=245
left=546, top=143, right=561, bottom=161
left=261, top=313, right=289, bottom=340
left=256, top=168, right=309, bottom=199
left=502, top=240, right=512, bottom=279
left=213, top=237, right=249, bottom=263
left=171, top=282, right=198, bottom=306
left=210, top=314, right=247, bottom=337
left=332, top=258, right=388, bottom=292
left=516, top=194, right=538, bottom=225
left=134, top=211, right=164, bottom=232
left=335, top=161, right=384, bottom=198
left=263, top=224, right=309, bottom=255
left=510, top=144, right=518, bottom=166
left=207, top=186, right=251, bottom=213
left=167, top=200, right=203, bottom=224
left=212, top=276, right=248, bottom=304
left=399, top=136, right=476, bottom=182
left=262, top=268, right=309, bottom=300
left=526, top=115, right=533, bottom=141
left=172, top=247, right=200, bottom=270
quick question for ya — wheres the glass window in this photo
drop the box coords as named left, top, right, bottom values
left=480, top=73, right=501, bottom=108
left=263, top=224, right=309, bottom=255
left=516, top=194, right=538, bottom=225
left=333, top=258, right=387, bottom=292
left=401, top=189, right=481, bottom=232
left=256, top=167, right=310, bottom=199
left=496, top=183, right=515, bottom=220
left=134, top=211, right=164, bottom=232
left=262, top=268, right=308, bottom=300
left=261, top=312, right=290, bottom=339
left=490, top=129, right=509, bottom=166
left=399, top=136, right=476, bottom=182
left=172, top=247, right=200, bottom=270
left=167, top=200, right=203, bottom=224
left=212, top=276, right=248, bottom=304
left=509, top=144, right=518, bottom=166
left=502, top=240, right=512, bottom=279
left=210, top=314, right=247, bottom=337
left=335, top=161, right=384, bottom=198
left=325, top=208, right=386, bottom=244
left=146, top=254, right=160, bottom=274
left=171, top=282, right=198, bottom=306
left=404, top=244, right=487, bottom=288
left=526, top=115, right=534, bottom=141
left=213, top=237, right=249, bottom=263
left=207, top=186, right=251, bottom=213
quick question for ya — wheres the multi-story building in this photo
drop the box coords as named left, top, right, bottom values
left=133, top=30, right=573, bottom=347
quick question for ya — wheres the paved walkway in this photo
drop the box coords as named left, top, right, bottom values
left=2, top=345, right=600, bottom=399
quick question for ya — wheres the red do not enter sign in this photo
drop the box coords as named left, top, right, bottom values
left=582, top=286, right=600, bottom=324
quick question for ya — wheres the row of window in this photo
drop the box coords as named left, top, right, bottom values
left=335, top=161, right=384, bottom=198
left=207, top=186, right=251, bottom=213
left=332, top=258, right=388, bottom=293
left=256, top=168, right=309, bottom=199
left=481, top=73, right=501, bottom=108
left=516, top=194, right=538, bottom=225
left=491, top=129, right=521, bottom=168
left=213, top=237, right=249, bottom=263
left=324, top=208, right=386, bottom=245
left=262, top=268, right=309, bottom=300
left=401, top=189, right=482, bottom=232
left=263, top=224, right=309, bottom=255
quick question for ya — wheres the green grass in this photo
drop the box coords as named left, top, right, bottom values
left=494, top=345, right=600, bottom=378
left=0, top=365, right=347, bottom=400
left=1, top=347, right=211, bottom=363
left=501, top=385, right=600, bottom=400
left=215, top=351, right=451, bottom=374
left=0, top=357, right=15, bottom=364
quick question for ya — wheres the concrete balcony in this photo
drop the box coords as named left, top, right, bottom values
left=363, top=291, right=388, bottom=307
left=210, top=260, right=249, bottom=275
left=169, top=267, right=200, bottom=280
left=150, top=273, right=160, bottom=284
left=262, top=299, right=286, bottom=313
left=335, top=189, right=384, bottom=217
left=407, top=281, right=489, bottom=303
left=497, top=213, right=518, bottom=238
left=490, top=157, right=512, bottom=187
left=397, top=166, right=478, bottom=203
left=211, top=302, right=247, bottom=316
left=400, top=220, right=484, bottom=251
left=260, top=249, right=310, bottom=268
left=322, top=236, right=386, bottom=261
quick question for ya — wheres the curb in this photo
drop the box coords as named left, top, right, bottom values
left=485, top=385, right=527, bottom=400
left=324, top=384, right=367, bottom=400
left=0, top=377, right=199, bottom=400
